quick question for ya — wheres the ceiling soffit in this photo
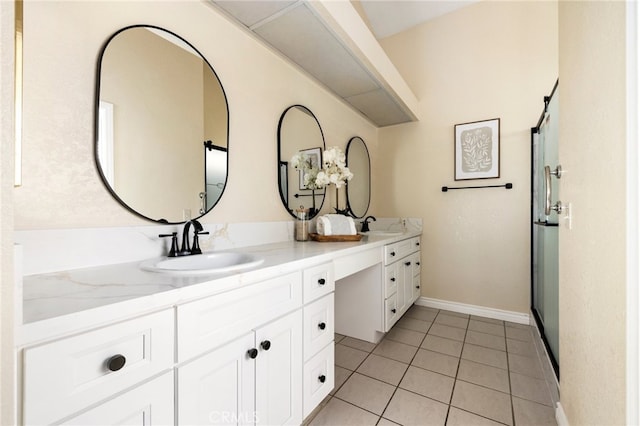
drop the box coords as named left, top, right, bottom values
left=211, top=0, right=418, bottom=127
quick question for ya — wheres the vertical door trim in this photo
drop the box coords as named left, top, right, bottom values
left=626, top=1, right=639, bottom=425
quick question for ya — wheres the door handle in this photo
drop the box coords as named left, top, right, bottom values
left=544, top=166, right=552, bottom=215
left=545, top=165, right=564, bottom=216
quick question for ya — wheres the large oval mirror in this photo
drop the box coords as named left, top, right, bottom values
left=346, top=136, right=371, bottom=218
left=95, top=25, right=229, bottom=224
left=277, top=105, right=326, bottom=219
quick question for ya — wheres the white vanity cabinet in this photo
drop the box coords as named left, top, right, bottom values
left=383, top=236, right=421, bottom=331
left=176, top=263, right=334, bottom=425
left=21, top=309, right=175, bottom=425
left=178, top=310, right=303, bottom=426
left=177, top=271, right=304, bottom=425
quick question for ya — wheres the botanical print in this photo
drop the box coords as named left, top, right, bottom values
left=461, top=126, right=493, bottom=173
left=454, top=118, right=500, bottom=180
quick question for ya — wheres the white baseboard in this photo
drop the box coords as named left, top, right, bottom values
left=415, top=297, right=530, bottom=325
left=556, top=402, right=569, bottom=426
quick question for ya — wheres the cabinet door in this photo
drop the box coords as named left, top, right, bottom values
left=63, top=372, right=174, bottom=426
left=401, top=257, right=414, bottom=313
left=394, top=259, right=409, bottom=314
left=255, top=310, right=303, bottom=426
left=178, top=333, right=255, bottom=426
left=400, top=256, right=413, bottom=312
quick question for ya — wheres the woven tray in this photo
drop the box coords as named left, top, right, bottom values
left=309, top=233, right=363, bottom=242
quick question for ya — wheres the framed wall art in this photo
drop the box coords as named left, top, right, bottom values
left=454, top=118, right=500, bottom=180
left=298, top=147, right=321, bottom=190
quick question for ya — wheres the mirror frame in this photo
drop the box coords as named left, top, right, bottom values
left=277, top=105, right=326, bottom=219
left=345, top=136, right=371, bottom=219
left=94, top=24, right=229, bottom=224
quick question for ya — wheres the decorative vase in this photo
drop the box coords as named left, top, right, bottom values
left=333, top=186, right=349, bottom=216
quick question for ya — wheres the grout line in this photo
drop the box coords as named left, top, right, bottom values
left=445, top=311, right=469, bottom=424
left=503, top=320, right=517, bottom=426
left=374, top=307, right=438, bottom=422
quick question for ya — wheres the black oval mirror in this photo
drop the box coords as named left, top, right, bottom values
left=95, top=25, right=229, bottom=223
left=346, top=136, right=371, bottom=218
left=277, top=105, right=326, bottom=219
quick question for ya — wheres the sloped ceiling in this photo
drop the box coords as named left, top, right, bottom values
left=209, top=0, right=418, bottom=127
left=359, top=0, right=479, bottom=39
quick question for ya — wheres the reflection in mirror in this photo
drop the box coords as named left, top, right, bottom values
left=277, top=105, right=326, bottom=219
left=203, top=141, right=228, bottom=213
left=95, top=25, right=228, bottom=223
left=346, top=136, right=371, bottom=218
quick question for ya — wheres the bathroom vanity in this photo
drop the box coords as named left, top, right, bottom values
left=15, top=230, right=421, bottom=425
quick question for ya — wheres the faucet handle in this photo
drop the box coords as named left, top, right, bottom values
left=191, top=230, right=209, bottom=255
left=159, top=232, right=178, bottom=257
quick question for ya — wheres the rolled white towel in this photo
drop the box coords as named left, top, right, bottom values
left=316, top=214, right=356, bottom=236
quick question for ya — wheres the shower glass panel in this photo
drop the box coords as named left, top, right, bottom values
left=532, top=84, right=559, bottom=373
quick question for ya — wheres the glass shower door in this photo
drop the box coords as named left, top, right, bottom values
left=532, top=85, right=560, bottom=372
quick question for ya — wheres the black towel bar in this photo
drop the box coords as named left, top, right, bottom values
left=442, top=183, right=513, bottom=192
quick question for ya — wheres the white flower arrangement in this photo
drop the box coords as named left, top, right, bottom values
left=316, top=146, right=353, bottom=188
left=291, top=146, right=353, bottom=189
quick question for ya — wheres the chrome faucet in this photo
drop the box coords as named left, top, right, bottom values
left=360, top=216, right=377, bottom=232
left=159, top=219, right=209, bottom=257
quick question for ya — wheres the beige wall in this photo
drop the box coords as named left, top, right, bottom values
left=0, top=0, right=16, bottom=422
left=14, top=1, right=378, bottom=230
left=376, top=1, right=558, bottom=314
left=558, top=1, right=627, bottom=423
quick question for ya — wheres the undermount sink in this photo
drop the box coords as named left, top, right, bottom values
left=360, top=230, right=404, bottom=236
left=140, top=252, right=264, bottom=276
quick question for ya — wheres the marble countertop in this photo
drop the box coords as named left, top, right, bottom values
left=19, top=231, right=420, bottom=346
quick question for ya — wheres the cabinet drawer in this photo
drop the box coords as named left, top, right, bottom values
left=409, top=237, right=421, bottom=253
left=385, top=294, right=399, bottom=332
left=177, top=271, right=303, bottom=362
left=384, top=264, right=398, bottom=298
left=303, top=263, right=334, bottom=304
left=303, top=294, right=334, bottom=361
left=63, top=371, right=174, bottom=425
left=411, top=252, right=421, bottom=276
left=303, top=343, right=334, bottom=419
left=23, top=309, right=174, bottom=426
left=384, top=243, right=399, bottom=265
left=412, top=274, right=421, bottom=302
left=385, top=237, right=421, bottom=265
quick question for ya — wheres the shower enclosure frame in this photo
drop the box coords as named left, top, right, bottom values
left=530, top=79, right=560, bottom=379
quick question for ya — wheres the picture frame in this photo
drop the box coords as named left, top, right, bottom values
left=454, top=118, right=500, bottom=181
left=298, top=147, right=322, bottom=190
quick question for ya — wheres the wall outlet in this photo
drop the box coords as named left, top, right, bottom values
left=564, top=203, right=572, bottom=230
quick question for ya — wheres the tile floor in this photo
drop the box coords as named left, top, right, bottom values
left=304, top=305, right=558, bottom=426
